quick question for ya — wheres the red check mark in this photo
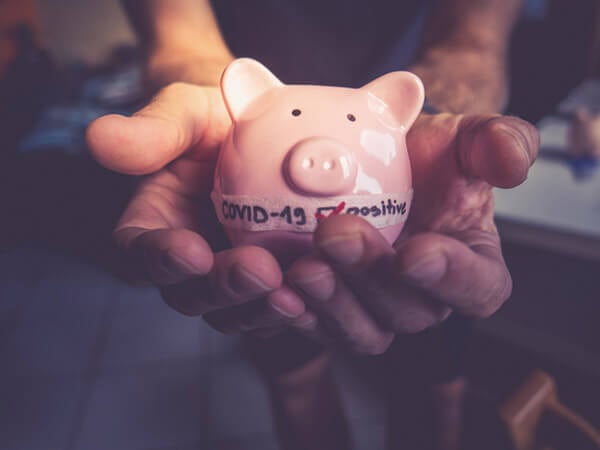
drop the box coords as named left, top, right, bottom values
left=315, top=201, right=346, bottom=221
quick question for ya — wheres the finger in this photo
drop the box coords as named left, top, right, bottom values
left=113, top=226, right=214, bottom=285
left=247, top=311, right=327, bottom=343
left=202, top=287, right=306, bottom=334
left=287, top=311, right=323, bottom=340
left=86, top=83, right=229, bottom=175
left=395, top=231, right=512, bottom=318
left=314, top=215, right=451, bottom=332
left=160, top=245, right=282, bottom=316
left=456, top=115, right=540, bottom=188
left=287, top=256, right=394, bottom=355
left=243, top=312, right=323, bottom=340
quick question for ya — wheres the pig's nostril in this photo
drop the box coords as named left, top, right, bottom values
left=323, top=160, right=335, bottom=171
left=285, top=138, right=357, bottom=196
left=302, top=158, right=314, bottom=169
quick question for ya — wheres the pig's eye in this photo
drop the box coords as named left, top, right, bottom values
left=347, top=113, right=356, bottom=122
left=292, top=109, right=302, bottom=117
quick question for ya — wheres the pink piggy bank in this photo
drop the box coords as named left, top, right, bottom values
left=211, top=58, right=424, bottom=263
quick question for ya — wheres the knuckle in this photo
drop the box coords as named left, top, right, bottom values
left=160, top=81, right=189, bottom=98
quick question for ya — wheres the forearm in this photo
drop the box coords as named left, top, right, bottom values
left=420, top=0, right=523, bottom=54
left=121, top=0, right=233, bottom=86
left=409, top=0, right=525, bottom=114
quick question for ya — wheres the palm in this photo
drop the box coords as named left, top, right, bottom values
left=96, top=85, right=232, bottom=253
left=401, top=113, right=538, bottom=253
left=405, top=114, right=495, bottom=241
left=135, top=159, right=227, bottom=247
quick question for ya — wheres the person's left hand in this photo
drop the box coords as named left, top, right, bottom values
left=259, top=112, right=538, bottom=355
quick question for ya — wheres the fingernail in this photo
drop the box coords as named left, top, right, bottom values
left=401, top=251, right=447, bottom=285
left=229, top=264, right=273, bottom=296
left=292, top=312, right=318, bottom=330
left=268, top=288, right=305, bottom=318
left=318, top=233, right=363, bottom=265
left=290, top=270, right=335, bottom=301
left=166, top=251, right=204, bottom=275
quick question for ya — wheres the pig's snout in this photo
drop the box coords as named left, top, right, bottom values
left=284, top=138, right=357, bottom=196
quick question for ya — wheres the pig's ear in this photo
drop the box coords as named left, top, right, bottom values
left=361, top=72, right=425, bottom=130
left=220, top=58, right=283, bottom=121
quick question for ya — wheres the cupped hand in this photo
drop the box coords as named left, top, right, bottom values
left=87, top=83, right=312, bottom=334
left=283, top=113, right=539, bottom=354
left=88, top=82, right=539, bottom=355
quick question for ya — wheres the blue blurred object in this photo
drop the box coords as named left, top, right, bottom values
left=537, top=145, right=599, bottom=182
left=523, top=0, right=549, bottom=20
left=16, top=48, right=145, bottom=157
left=569, top=155, right=599, bottom=181
left=18, top=107, right=113, bottom=156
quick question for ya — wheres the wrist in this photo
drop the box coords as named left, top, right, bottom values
left=428, top=26, right=511, bottom=57
left=147, top=46, right=234, bottom=88
left=410, top=47, right=509, bottom=114
left=419, top=0, right=521, bottom=59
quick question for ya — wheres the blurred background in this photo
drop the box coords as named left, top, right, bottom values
left=0, top=0, right=599, bottom=449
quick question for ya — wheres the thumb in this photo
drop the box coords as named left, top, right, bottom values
left=86, top=83, right=229, bottom=175
left=456, top=115, right=539, bottom=188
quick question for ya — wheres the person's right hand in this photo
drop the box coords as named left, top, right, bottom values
left=86, top=83, right=312, bottom=334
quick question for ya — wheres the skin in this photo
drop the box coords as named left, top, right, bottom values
left=91, top=0, right=537, bottom=355
left=88, top=86, right=538, bottom=351
left=411, top=0, right=523, bottom=114
left=89, top=2, right=538, bottom=449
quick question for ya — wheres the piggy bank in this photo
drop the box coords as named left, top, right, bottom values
left=211, top=58, right=424, bottom=263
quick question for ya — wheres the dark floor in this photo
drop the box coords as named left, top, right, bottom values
left=2, top=243, right=598, bottom=450
left=0, top=244, right=393, bottom=450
